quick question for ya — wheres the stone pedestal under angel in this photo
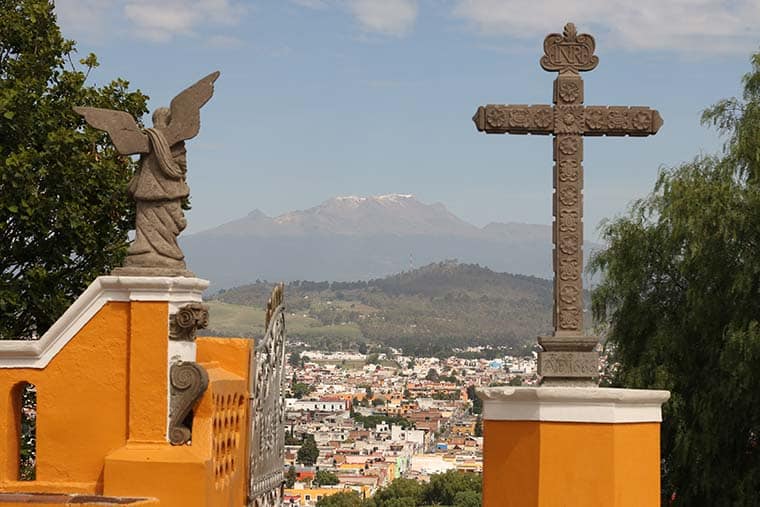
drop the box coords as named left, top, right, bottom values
left=75, top=71, right=219, bottom=276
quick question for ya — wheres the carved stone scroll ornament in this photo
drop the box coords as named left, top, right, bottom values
left=169, top=361, right=209, bottom=445
left=170, top=303, right=209, bottom=341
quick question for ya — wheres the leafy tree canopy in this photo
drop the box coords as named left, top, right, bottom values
left=0, top=0, right=148, bottom=339
left=313, top=470, right=340, bottom=487
left=297, top=434, right=319, bottom=466
left=591, top=52, right=760, bottom=505
left=285, top=465, right=297, bottom=488
left=316, top=491, right=364, bottom=507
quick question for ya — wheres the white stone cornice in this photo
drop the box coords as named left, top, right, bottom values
left=0, top=276, right=209, bottom=369
left=478, top=386, right=671, bottom=423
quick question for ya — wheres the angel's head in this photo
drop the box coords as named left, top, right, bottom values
left=152, top=107, right=171, bottom=128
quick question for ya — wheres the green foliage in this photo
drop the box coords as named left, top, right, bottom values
left=591, top=53, right=760, bottom=506
left=290, top=382, right=313, bottom=399
left=313, top=470, right=340, bottom=487
left=366, top=472, right=481, bottom=507
left=351, top=413, right=412, bottom=430
left=296, top=435, right=319, bottom=466
left=0, top=0, right=148, bottom=338
left=424, top=470, right=482, bottom=505
left=474, top=416, right=482, bottom=438
left=371, top=478, right=425, bottom=507
left=288, top=351, right=302, bottom=368
left=285, top=465, right=297, bottom=488
left=213, top=262, right=554, bottom=353
left=466, top=385, right=482, bottom=415
left=18, top=383, right=35, bottom=480
left=316, top=491, right=364, bottom=507
left=425, top=368, right=439, bottom=382
left=453, top=490, right=481, bottom=507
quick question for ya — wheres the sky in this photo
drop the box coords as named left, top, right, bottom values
left=53, top=0, right=760, bottom=239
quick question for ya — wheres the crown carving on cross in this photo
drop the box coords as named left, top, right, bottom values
left=540, top=22, right=599, bottom=74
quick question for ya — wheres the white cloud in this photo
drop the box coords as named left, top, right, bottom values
left=290, top=0, right=418, bottom=36
left=346, top=0, right=418, bottom=36
left=453, top=0, right=760, bottom=54
left=55, top=0, right=247, bottom=43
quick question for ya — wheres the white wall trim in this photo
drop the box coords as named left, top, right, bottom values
left=478, top=386, right=670, bottom=423
left=0, top=276, right=208, bottom=369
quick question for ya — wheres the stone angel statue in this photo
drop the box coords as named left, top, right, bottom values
left=74, top=71, right=220, bottom=276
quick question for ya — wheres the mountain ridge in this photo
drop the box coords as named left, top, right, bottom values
left=182, top=194, right=601, bottom=288
left=210, top=261, right=555, bottom=355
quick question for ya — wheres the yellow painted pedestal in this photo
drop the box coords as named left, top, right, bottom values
left=478, top=387, right=670, bottom=507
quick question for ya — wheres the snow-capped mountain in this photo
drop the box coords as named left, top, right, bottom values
left=181, top=194, right=600, bottom=288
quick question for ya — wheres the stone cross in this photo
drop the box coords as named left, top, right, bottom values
left=472, top=23, right=662, bottom=385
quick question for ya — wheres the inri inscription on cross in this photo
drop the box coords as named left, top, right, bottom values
left=472, top=22, right=662, bottom=385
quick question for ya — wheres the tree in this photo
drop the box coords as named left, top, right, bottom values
left=313, top=470, right=340, bottom=487
left=291, top=382, right=312, bottom=399
left=316, top=491, right=363, bottom=507
left=285, top=465, right=297, bottom=488
left=425, top=470, right=481, bottom=505
left=0, top=0, right=148, bottom=339
left=590, top=52, right=760, bottom=506
left=371, top=478, right=424, bottom=507
left=297, top=434, right=319, bottom=466
left=453, top=490, right=481, bottom=507
left=288, top=351, right=302, bottom=368
left=425, top=368, right=439, bottom=382
left=466, top=385, right=482, bottom=415
left=474, top=416, right=482, bottom=437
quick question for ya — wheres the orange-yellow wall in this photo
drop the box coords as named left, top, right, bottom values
left=0, top=298, right=255, bottom=507
left=482, top=420, right=661, bottom=507
left=0, top=302, right=135, bottom=492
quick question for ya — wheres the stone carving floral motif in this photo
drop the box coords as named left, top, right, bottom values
left=534, top=108, right=553, bottom=129
left=558, top=80, right=581, bottom=103
left=486, top=107, right=507, bottom=128
left=585, top=107, right=606, bottom=130
left=555, top=106, right=584, bottom=134
left=559, top=186, right=578, bottom=206
left=248, top=284, right=286, bottom=507
left=558, top=136, right=579, bottom=155
left=633, top=110, right=652, bottom=130
left=558, top=160, right=580, bottom=182
left=559, top=236, right=578, bottom=256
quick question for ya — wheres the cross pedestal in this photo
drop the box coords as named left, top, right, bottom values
left=473, top=22, right=662, bottom=385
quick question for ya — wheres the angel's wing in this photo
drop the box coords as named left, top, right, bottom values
left=165, top=71, right=220, bottom=146
left=73, top=107, right=150, bottom=155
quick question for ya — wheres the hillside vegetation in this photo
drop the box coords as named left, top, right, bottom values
left=207, top=261, right=553, bottom=356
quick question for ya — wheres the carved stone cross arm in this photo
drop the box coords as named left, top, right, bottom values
left=473, top=104, right=662, bottom=137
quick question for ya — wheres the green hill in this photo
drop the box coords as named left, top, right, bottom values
left=207, top=261, right=554, bottom=356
